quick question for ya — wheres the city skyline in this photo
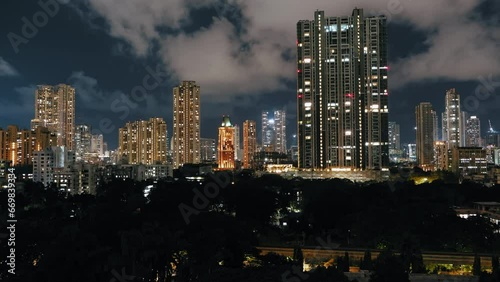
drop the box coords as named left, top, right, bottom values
left=0, top=1, right=499, bottom=149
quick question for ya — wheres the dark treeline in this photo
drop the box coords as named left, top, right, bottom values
left=1, top=174, right=500, bottom=281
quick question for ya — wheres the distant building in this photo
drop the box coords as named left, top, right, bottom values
left=118, top=118, right=167, bottom=165
left=407, top=144, right=417, bottom=162
left=74, top=124, right=92, bottom=161
left=261, top=111, right=274, bottom=152
left=33, top=146, right=75, bottom=189
left=0, top=125, right=57, bottom=166
left=243, top=120, right=257, bottom=169
left=451, top=147, right=487, bottom=176
left=274, top=110, right=287, bottom=154
left=434, top=141, right=449, bottom=171
left=416, top=103, right=436, bottom=170
left=200, top=138, right=216, bottom=163
left=444, top=88, right=462, bottom=149
left=465, top=116, right=481, bottom=147
left=31, top=84, right=75, bottom=150
left=234, top=124, right=241, bottom=160
left=218, top=116, right=235, bottom=170
left=173, top=81, right=201, bottom=168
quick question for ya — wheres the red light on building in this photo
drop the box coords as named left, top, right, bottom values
left=346, top=93, right=354, bottom=98
left=298, top=94, right=303, bottom=98
left=297, top=69, right=301, bottom=73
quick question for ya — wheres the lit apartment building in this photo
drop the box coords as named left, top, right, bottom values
left=451, top=147, right=487, bottom=176
left=297, top=8, right=389, bottom=170
left=434, top=141, right=449, bottom=171
left=274, top=110, right=287, bottom=154
left=172, top=81, right=201, bottom=168
left=31, top=84, right=75, bottom=150
left=0, top=125, right=57, bottom=166
left=218, top=116, right=235, bottom=170
left=118, top=118, right=167, bottom=165
left=466, top=116, right=481, bottom=147
left=416, top=102, right=436, bottom=170
left=75, top=124, right=92, bottom=161
left=243, top=120, right=257, bottom=169
left=443, top=88, right=461, bottom=149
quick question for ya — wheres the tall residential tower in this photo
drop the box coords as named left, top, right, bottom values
left=31, top=84, right=75, bottom=150
left=297, top=8, right=389, bottom=170
left=173, top=81, right=201, bottom=168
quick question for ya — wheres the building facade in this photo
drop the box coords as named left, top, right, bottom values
left=243, top=120, right=257, bottom=169
left=118, top=118, right=167, bottom=165
left=466, top=116, right=481, bottom=147
left=218, top=116, right=235, bottom=170
left=297, top=8, right=389, bottom=170
left=31, top=84, right=75, bottom=150
left=416, top=102, right=436, bottom=170
left=0, top=125, right=57, bottom=166
left=444, top=88, right=461, bottom=149
left=173, top=81, right=201, bottom=168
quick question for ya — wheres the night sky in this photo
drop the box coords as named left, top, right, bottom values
left=0, top=0, right=499, bottom=149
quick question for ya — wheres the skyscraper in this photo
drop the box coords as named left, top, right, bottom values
left=416, top=102, right=436, bottom=170
left=297, top=8, right=388, bottom=170
left=274, top=110, right=287, bottom=154
left=173, top=81, right=201, bottom=168
left=118, top=118, right=167, bottom=165
left=261, top=111, right=274, bottom=152
left=444, top=88, right=461, bottom=149
left=388, top=122, right=400, bottom=150
left=460, top=111, right=469, bottom=147
left=218, top=116, right=235, bottom=170
left=234, top=124, right=241, bottom=161
left=243, top=120, right=257, bottom=169
left=31, top=84, right=75, bottom=150
left=464, top=116, right=481, bottom=147
left=75, top=124, right=92, bottom=161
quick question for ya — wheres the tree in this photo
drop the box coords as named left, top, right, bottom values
left=370, top=250, right=410, bottom=282
left=293, top=247, right=304, bottom=272
left=474, top=254, right=482, bottom=276
left=361, top=250, right=373, bottom=271
left=343, top=252, right=350, bottom=272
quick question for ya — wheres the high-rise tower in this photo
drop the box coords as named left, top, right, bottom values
left=31, top=84, right=75, bottom=150
left=297, top=8, right=388, bottom=170
left=173, top=81, right=201, bottom=168
left=416, top=102, right=436, bottom=170
left=243, top=120, right=257, bottom=169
